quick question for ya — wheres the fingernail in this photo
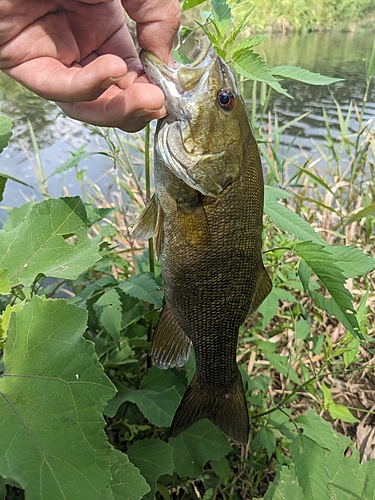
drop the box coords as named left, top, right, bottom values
left=100, top=75, right=126, bottom=89
left=135, top=107, right=166, bottom=118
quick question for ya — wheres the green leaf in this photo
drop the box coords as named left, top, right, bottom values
left=343, top=337, right=360, bottom=367
left=264, top=186, right=326, bottom=245
left=252, top=427, right=276, bottom=459
left=263, top=352, right=300, bottom=384
left=367, top=34, right=375, bottom=79
left=169, top=420, right=231, bottom=478
left=233, top=50, right=291, bottom=98
left=293, top=242, right=361, bottom=339
left=0, top=296, right=117, bottom=500
left=231, top=35, right=268, bottom=56
left=0, top=197, right=101, bottom=292
left=263, top=465, right=305, bottom=500
left=328, top=403, right=359, bottom=423
left=0, top=174, right=6, bottom=203
left=211, top=0, right=232, bottom=37
left=326, top=245, right=375, bottom=279
left=110, top=450, right=150, bottom=500
left=46, top=146, right=106, bottom=180
left=127, top=439, right=174, bottom=500
left=291, top=433, right=330, bottom=499
left=210, top=456, right=230, bottom=485
left=118, top=273, right=163, bottom=308
left=181, top=0, right=206, bottom=12
left=258, top=287, right=280, bottom=327
left=3, top=201, right=35, bottom=231
left=0, top=114, right=12, bottom=154
left=345, top=201, right=375, bottom=225
left=271, top=65, right=343, bottom=85
left=295, top=410, right=368, bottom=499
left=93, top=288, right=123, bottom=341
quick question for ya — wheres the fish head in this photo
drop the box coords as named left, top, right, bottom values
left=140, top=37, right=252, bottom=198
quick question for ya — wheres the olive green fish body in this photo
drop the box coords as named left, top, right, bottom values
left=135, top=39, right=272, bottom=443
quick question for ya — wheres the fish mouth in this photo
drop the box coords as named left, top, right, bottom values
left=140, top=37, right=216, bottom=118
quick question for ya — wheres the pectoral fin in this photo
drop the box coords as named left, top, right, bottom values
left=132, top=195, right=158, bottom=240
left=152, top=303, right=191, bottom=369
left=247, top=266, right=272, bottom=317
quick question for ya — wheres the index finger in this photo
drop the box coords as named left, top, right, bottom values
left=122, top=0, right=181, bottom=64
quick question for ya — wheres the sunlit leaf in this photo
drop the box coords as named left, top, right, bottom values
left=0, top=197, right=101, bottom=292
left=211, top=0, right=232, bottom=37
left=326, top=245, right=375, bottom=279
left=0, top=175, right=6, bottom=203
left=181, top=0, right=206, bottom=12
left=0, top=296, right=118, bottom=500
left=93, top=288, right=123, bottom=341
left=271, top=65, right=343, bottom=85
left=263, top=465, right=304, bottom=500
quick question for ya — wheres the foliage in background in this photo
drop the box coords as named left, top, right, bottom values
left=1, top=1, right=375, bottom=499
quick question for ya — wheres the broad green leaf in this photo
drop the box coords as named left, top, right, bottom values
left=0, top=197, right=101, bottom=292
left=0, top=174, right=6, bottom=202
left=3, top=201, right=35, bottom=231
left=0, top=114, right=12, bottom=154
left=0, top=303, right=23, bottom=349
left=140, top=366, right=186, bottom=396
left=264, top=187, right=326, bottom=245
left=295, top=318, right=310, bottom=340
left=233, top=50, right=292, bottom=98
left=110, top=450, right=150, bottom=500
left=326, top=245, right=375, bottom=279
left=93, top=288, right=122, bottom=341
left=343, top=336, right=360, bottom=367
left=169, top=420, right=231, bottom=478
left=271, top=65, right=343, bottom=85
left=258, top=287, right=280, bottom=327
left=118, top=273, right=163, bottom=308
left=73, top=275, right=118, bottom=306
left=211, top=0, right=232, bottom=37
left=296, top=410, right=367, bottom=499
left=263, top=352, right=300, bottom=384
left=181, top=0, right=206, bottom=12
left=291, top=433, right=330, bottom=499
left=210, top=456, right=230, bottom=485
left=127, top=439, right=174, bottom=500
left=293, top=242, right=361, bottom=339
left=263, top=465, right=304, bottom=500
left=0, top=296, right=117, bottom=500
left=110, top=386, right=181, bottom=427
left=361, top=461, right=375, bottom=500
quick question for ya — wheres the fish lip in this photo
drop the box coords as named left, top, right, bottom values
left=139, top=37, right=216, bottom=116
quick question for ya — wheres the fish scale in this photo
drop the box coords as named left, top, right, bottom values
left=133, top=37, right=272, bottom=443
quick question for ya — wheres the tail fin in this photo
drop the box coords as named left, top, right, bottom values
left=171, top=372, right=249, bottom=444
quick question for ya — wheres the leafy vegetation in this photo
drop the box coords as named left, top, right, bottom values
left=1, top=1, right=375, bottom=499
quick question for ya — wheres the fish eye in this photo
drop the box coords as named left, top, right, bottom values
left=217, top=89, right=235, bottom=110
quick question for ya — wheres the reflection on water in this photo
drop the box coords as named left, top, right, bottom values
left=0, top=30, right=374, bottom=214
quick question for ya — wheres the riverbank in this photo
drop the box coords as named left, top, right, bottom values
left=232, top=0, right=375, bottom=33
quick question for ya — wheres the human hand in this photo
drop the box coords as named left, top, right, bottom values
left=0, top=0, right=181, bottom=132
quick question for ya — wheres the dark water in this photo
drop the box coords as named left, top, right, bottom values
left=0, top=31, right=374, bottom=218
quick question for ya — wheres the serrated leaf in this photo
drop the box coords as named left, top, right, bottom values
left=233, top=50, right=291, bottom=98
left=271, top=65, right=343, bottom=85
left=211, top=0, right=232, bottom=37
left=46, top=147, right=106, bottom=180
left=127, top=439, right=174, bottom=500
left=169, top=420, right=231, bottom=478
left=291, top=433, right=330, bottom=499
left=118, top=273, right=163, bottom=308
left=0, top=197, right=101, bottom=292
left=0, top=296, right=117, bottom=500
left=295, top=410, right=367, bottom=498
left=0, top=114, right=12, bottom=154
left=252, top=427, right=276, bottom=459
left=0, top=174, right=6, bottom=203
left=326, top=245, right=375, bottom=279
left=264, top=187, right=326, bottom=245
left=263, top=465, right=305, bottom=500
left=93, top=288, right=122, bottom=341
left=231, top=35, right=268, bottom=57
left=293, top=242, right=361, bottom=339
left=110, top=450, right=150, bottom=500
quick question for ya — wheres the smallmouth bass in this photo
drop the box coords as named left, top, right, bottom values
left=133, top=37, right=272, bottom=444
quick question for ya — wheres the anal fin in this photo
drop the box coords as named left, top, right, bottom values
left=152, top=303, right=191, bottom=369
